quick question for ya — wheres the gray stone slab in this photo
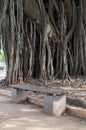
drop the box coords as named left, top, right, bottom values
left=44, top=95, right=66, bottom=117
left=12, top=88, right=27, bottom=103
left=10, top=84, right=67, bottom=95
left=53, top=95, right=66, bottom=117
left=11, top=85, right=66, bottom=117
left=44, top=95, right=53, bottom=115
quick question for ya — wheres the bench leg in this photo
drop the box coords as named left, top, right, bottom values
left=44, top=95, right=53, bottom=115
left=12, top=88, right=27, bottom=103
left=44, top=95, right=66, bottom=117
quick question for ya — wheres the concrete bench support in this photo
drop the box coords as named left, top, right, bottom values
left=11, top=85, right=66, bottom=117
left=12, top=88, right=27, bottom=103
left=44, top=95, right=66, bottom=117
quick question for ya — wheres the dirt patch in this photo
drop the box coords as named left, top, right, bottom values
left=0, top=95, right=86, bottom=130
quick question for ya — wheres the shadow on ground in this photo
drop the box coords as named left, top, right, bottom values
left=0, top=96, right=86, bottom=130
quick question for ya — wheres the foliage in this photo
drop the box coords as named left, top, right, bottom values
left=0, top=53, right=5, bottom=62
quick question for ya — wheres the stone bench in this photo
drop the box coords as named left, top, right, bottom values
left=10, top=84, right=66, bottom=117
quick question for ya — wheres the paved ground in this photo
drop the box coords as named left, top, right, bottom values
left=0, top=96, right=86, bottom=130
left=0, top=62, right=86, bottom=130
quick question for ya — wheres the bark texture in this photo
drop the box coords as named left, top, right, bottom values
left=0, top=0, right=86, bottom=84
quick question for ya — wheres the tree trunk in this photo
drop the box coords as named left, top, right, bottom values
left=0, top=0, right=86, bottom=84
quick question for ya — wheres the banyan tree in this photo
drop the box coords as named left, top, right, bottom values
left=0, top=0, right=86, bottom=84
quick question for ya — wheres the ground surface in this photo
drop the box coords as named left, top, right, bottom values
left=0, top=95, right=86, bottom=130
left=0, top=62, right=86, bottom=129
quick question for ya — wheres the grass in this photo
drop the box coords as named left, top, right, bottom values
left=0, top=54, right=5, bottom=62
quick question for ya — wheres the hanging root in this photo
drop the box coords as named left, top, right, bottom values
left=0, top=0, right=86, bottom=84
